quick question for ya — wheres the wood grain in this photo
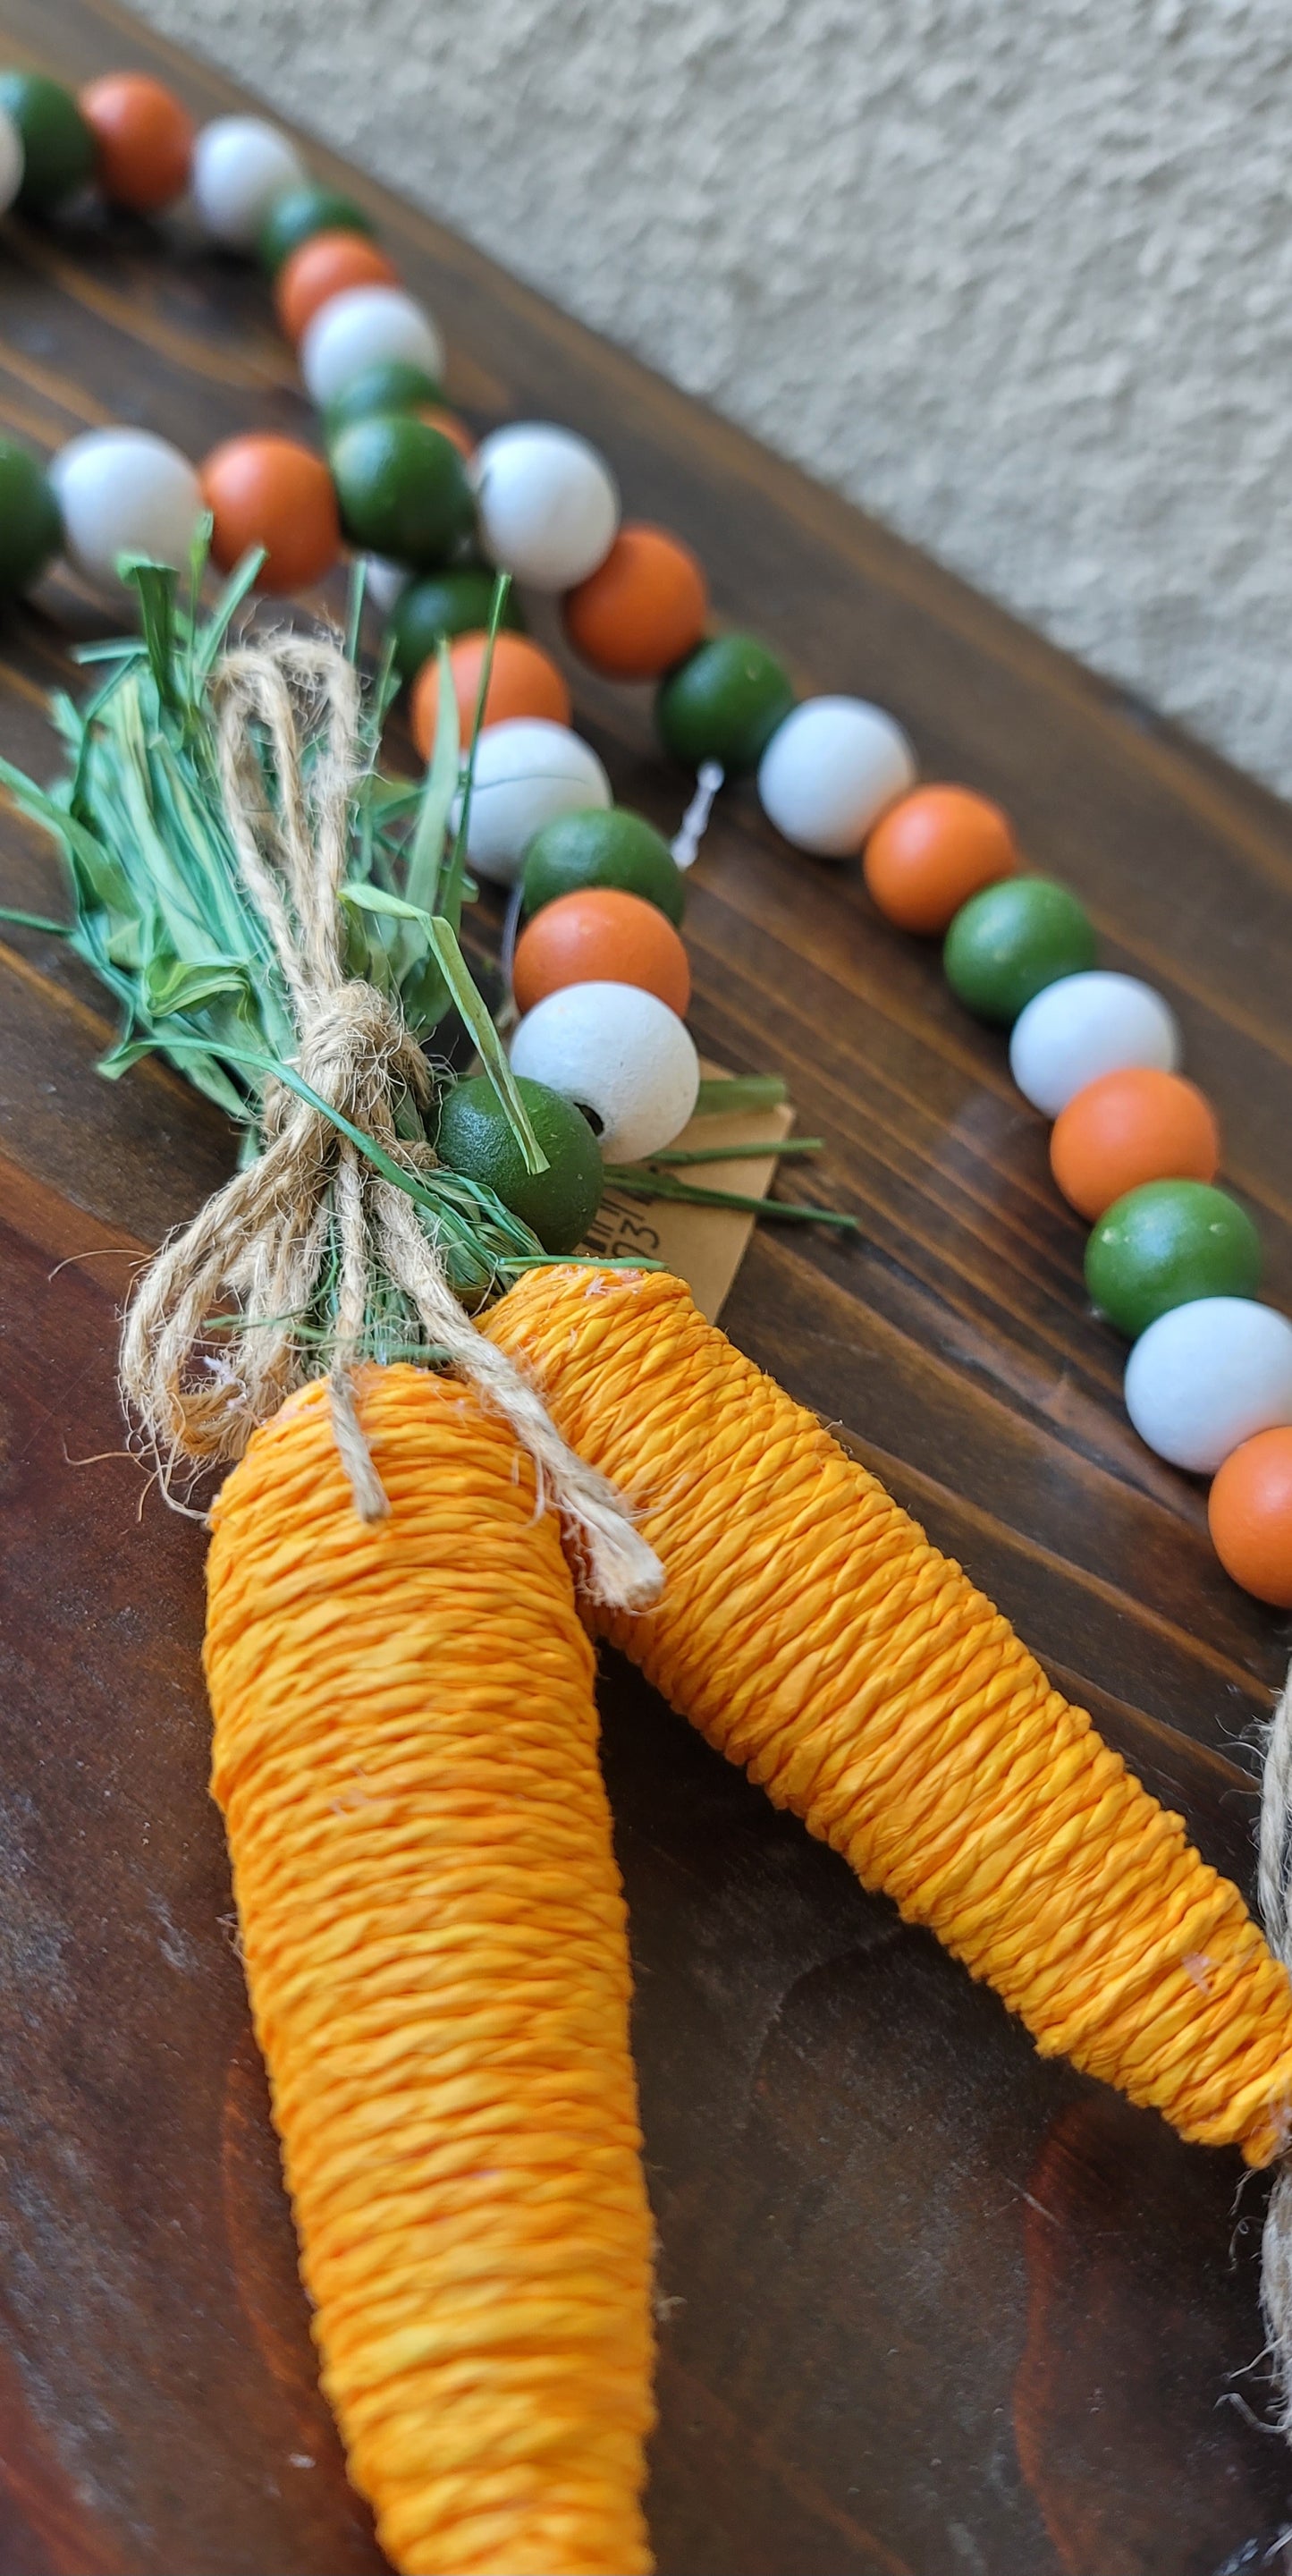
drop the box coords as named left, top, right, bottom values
left=0, top=3, right=1290, bottom=2569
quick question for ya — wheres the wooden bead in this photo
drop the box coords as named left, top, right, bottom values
left=200, top=435, right=341, bottom=593
left=1085, top=1181, right=1262, bottom=1339
left=49, top=428, right=203, bottom=589
left=330, top=414, right=473, bottom=569
left=0, top=72, right=93, bottom=212
left=513, top=888, right=691, bottom=1018
left=511, top=980, right=699, bottom=1162
left=323, top=360, right=444, bottom=435
left=275, top=232, right=399, bottom=343
left=453, top=720, right=611, bottom=886
left=410, top=632, right=570, bottom=756
left=78, top=74, right=194, bottom=213
left=1125, top=1299, right=1292, bottom=1474
left=865, top=785, right=1018, bottom=933
left=190, top=115, right=305, bottom=249
left=1050, top=1067, right=1220, bottom=1220
left=521, top=809, right=686, bottom=926
left=300, top=286, right=444, bottom=409
left=435, top=1073, right=604, bottom=1257
left=943, top=876, right=1097, bottom=1023
left=0, top=441, right=62, bottom=594
left=1009, top=972, right=1180, bottom=1116
left=655, top=633, right=796, bottom=774
left=757, top=697, right=915, bottom=857
left=472, top=425, right=620, bottom=590
left=341, top=392, right=471, bottom=460
left=1209, top=1428, right=1292, bottom=1606
left=387, top=569, right=524, bottom=682
left=563, top=524, right=707, bottom=679
left=358, top=556, right=409, bottom=616
left=257, top=184, right=375, bottom=273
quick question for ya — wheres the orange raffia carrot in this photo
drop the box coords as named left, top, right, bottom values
left=205, top=1363, right=654, bottom=2576
left=486, top=1264, right=1292, bottom=2166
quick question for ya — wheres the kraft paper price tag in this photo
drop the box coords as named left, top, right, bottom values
left=578, top=1063, right=794, bottom=1324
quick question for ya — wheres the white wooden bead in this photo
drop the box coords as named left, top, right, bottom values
left=470, top=424, right=620, bottom=590
left=511, top=981, right=699, bottom=1164
left=360, top=555, right=408, bottom=616
left=452, top=719, right=611, bottom=886
left=190, top=117, right=306, bottom=249
left=0, top=106, right=24, bottom=216
left=300, top=286, right=445, bottom=408
left=49, top=430, right=204, bottom=589
left=1124, top=1297, right=1292, bottom=1474
left=756, top=696, right=916, bottom=856
left=1009, top=971, right=1180, bottom=1115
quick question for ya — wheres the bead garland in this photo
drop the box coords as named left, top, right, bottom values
left=1, top=65, right=1290, bottom=1606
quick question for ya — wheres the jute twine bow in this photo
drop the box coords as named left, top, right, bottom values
left=1259, top=1660, right=1292, bottom=2421
left=120, top=634, right=663, bottom=1614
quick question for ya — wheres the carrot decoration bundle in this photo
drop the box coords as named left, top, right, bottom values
left=485, top=1263, right=1292, bottom=2165
left=12, top=544, right=1292, bottom=2556
left=4, top=572, right=660, bottom=2573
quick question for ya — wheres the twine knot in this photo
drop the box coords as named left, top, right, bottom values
left=299, top=981, right=428, bottom=1119
left=119, top=633, right=662, bottom=1612
left=301, top=980, right=432, bottom=1144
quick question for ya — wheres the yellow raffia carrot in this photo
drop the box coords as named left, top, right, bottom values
left=205, top=1363, right=654, bottom=2576
left=486, top=1264, right=1292, bottom=2165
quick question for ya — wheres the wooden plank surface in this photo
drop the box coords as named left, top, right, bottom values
left=1, top=3, right=1291, bottom=2569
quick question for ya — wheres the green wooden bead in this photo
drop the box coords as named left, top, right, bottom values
left=331, top=415, right=475, bottom=568
left=1085, top=1180, right=1263, bottom=1339
left=387, top=567, right=525, bottom=681
left=942, top=876, right=1097, bottom=1022
left=435, top=1073, right=603, bottom=1256
left=0, top=440, right=62, bottom=593
left=257, top=184, right=376, bottom=271
left=0, top=72, right=94, bottom=212
left=521, top=809, right=686, bottom=927
left=324, top=360, right=445, bottom=434
left=655, top=633, right=796, bottom=774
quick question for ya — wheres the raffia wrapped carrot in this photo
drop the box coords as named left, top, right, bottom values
left=207, top=1365, right=654, bottom=2576
left=485, top=1263, right=1292, bottom=2165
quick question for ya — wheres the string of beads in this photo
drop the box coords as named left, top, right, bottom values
left=1, top=63, right=1289, bottom=1606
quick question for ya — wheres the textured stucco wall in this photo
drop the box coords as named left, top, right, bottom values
left=133, top=0, right=1292, bottom=793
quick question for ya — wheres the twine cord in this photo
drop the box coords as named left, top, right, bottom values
left=1260, top=1657, right=1292, bottom=2428
left=671, top=759, right=724, bottom=870
left=119, top=635, right=662, bottom=1611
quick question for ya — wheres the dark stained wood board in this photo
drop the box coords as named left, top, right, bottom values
left=0, top=2, right=1290, bottom=2569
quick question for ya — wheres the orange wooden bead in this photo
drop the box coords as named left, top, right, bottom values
left=275, top=231, right=401, bottom=343
left=563, top=523, right=707, bottom=680
left=410, top=631, right=570, bottom=757
left=78, top=73, right=194, bottom=213
left=412, top=404, right=475, bottom=462
left=864, top=784, right=1019, bottom=935
left=1050, top=1067, right=1220, bottom=1220
left=1209, top=1428, right=1292, bottom=1606
left=200, top=436, right=341, bottom=594
left=513, top=887, right=691, bottom=1019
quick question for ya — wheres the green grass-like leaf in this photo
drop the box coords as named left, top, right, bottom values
left=693, top=1074, right=789, bottom=1116
left=427, top=915, right=548, bottom=1174
left=0, top=542, right=578, bottom=1356
left=602, top=1165, right=858, bottom=1230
